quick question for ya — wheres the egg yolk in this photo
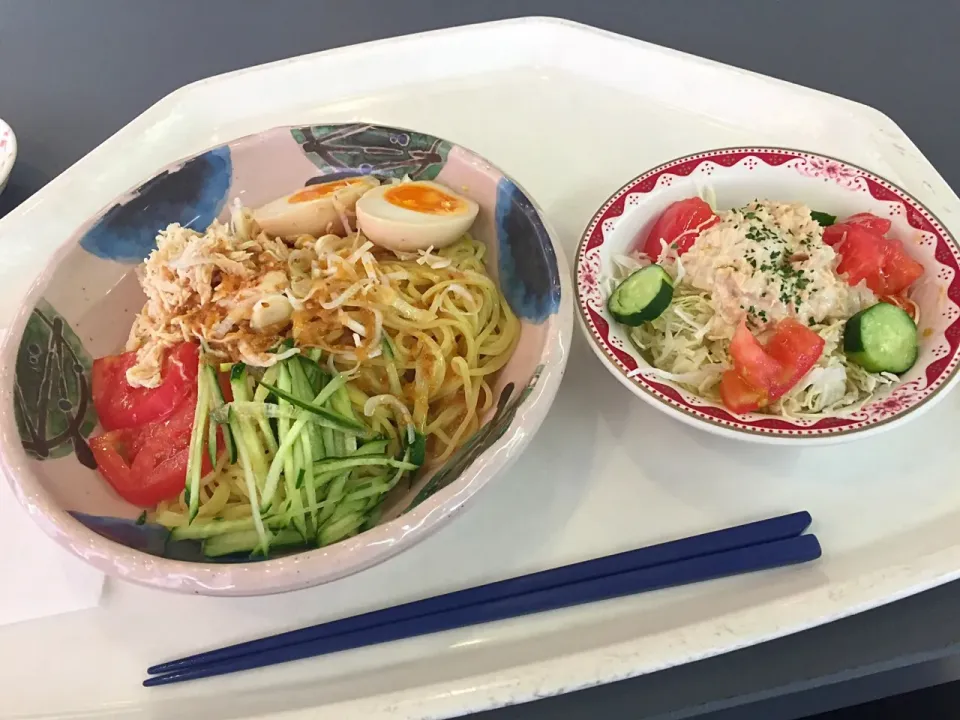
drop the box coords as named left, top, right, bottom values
left=383, top=184, right=466, bottom=215
left=288, top=179, right=362, bottom=204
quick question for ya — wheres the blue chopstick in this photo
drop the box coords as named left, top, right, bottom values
left=149, top=511, right=811, bottom=676
left=145, top=511, right=814, bottom=683
left=145, top=532, right=820, bottom=686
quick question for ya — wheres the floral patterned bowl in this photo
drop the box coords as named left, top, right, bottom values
left=575, top=147, right=960, bottom=444
left=0, top=123, right=572, bottom=595
left=0, top=119, right=15, bottom=195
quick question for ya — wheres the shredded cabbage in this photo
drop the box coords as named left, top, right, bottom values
left=614, top=256, right=896, bottom=416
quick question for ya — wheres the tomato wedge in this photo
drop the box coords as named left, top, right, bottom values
left=821, top=224, right=847, bottom=247
left=834, top=225, right=885, bottom=288
left=89, top=428, right=140, bottom=496
left=877, top=238, right=923, bottom=295
left=89, top=425, right=190, bottom=508
left=729, top=320, right=779, bottom=391
left=764, top=318, right=826, bottom=397
left=88, top=390, right=211, bottom=507
left=92, top=342, right=199, bottom=431
left=91, top=434, right=191, bottom=508
left=822, top=213, right=892, bottom=246
left=845, top=212, right=892, bottom=235
left=640, top=197, right=719, bottom=259
left=825, top=214, right=923, bottom=296
left=721, top=319, right=825, bottom=414
left=720, top=370, right=769, bottom=414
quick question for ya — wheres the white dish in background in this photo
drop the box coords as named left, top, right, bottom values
left=0, top=119, right=15, bottom=194
left=2, top=16, right=960, bottom=720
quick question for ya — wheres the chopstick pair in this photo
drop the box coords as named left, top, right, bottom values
left=144, top=511, right=820, bottom=687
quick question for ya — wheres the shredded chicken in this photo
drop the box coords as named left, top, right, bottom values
left=681, top=200, right=876, bottom=338
left=125, top=208, right=394, bottom=388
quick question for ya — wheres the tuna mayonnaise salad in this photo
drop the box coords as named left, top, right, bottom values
left=607, top=198, right=923, bottom=417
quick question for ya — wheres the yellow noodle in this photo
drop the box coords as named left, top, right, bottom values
left=221, top=503, right=255, bottom=520
left=153, top=235, right=520, bottom=530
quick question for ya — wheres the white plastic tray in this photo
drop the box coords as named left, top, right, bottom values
left=3, top=17, right=960, bottom=720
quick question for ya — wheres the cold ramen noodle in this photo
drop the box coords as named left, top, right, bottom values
left=88, top=176, right=519, bottom=557
left=607, top=197, right=924, bottom=416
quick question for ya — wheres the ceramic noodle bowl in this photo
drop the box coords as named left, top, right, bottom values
left=0, top=124, right=572, bottom=595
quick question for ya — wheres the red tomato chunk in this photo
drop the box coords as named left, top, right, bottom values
left=824, top=213, right=922, bottom=296
left=721, top=319, right=825, bottom=414
left=640, top=198, right=719, bottom=260
left=89, top=342, right=207, bottom=507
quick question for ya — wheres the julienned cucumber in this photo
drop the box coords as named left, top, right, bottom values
left=203, top=528, right=304, bottom=558
left=205, top=364, right=236, bottom=464
left=177, top=350, right=427, bottom=553
left=607, top=264, right=674, bottom=326
left=408, top=431, right=427, bottom=466
left=184, top=363, right=212, bottom=521
left=257, top=381, right=367, bottom=434
left=843, top=302, right=919, bottom=374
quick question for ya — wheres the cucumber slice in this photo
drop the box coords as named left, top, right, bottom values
left=607, top=264, right=674, bottom=326
left=316, top=472, right=348, bottom=528
left=172, top=517, right=260, bottom=541
left=185, top=368, right=211, bottom=522
left=205, top=363, right=236, bottom=464
left=273, top=364, right=301, bottom=525
left=407, top=431, right=426, bottom=466
left=311, top=455, right=417, bottom=475
left=257, top=381, right=367, bottom=433
left=353, top=439, right=390, bottom=457
left=298, top=354, right=328, bottom=394
left=229, top=362, right=251, bottom=401
left=318, top=512, right=364, bottom=546
left=203, top=528, right=304, bottom=558
left=844, top=302, right=919, bottom=374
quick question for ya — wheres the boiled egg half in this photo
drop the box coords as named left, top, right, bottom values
left=355, top=180, right=479, bottom=252
left=253, top=175, right=380, bottom=239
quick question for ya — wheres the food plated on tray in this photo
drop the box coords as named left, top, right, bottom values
left=607, top=199, right=921, bottom=416
left=4, top=123, right=571, bottom=593
left=576, top=148, right=960, bottom=442
left=89, top=177, right=517, bottom=557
